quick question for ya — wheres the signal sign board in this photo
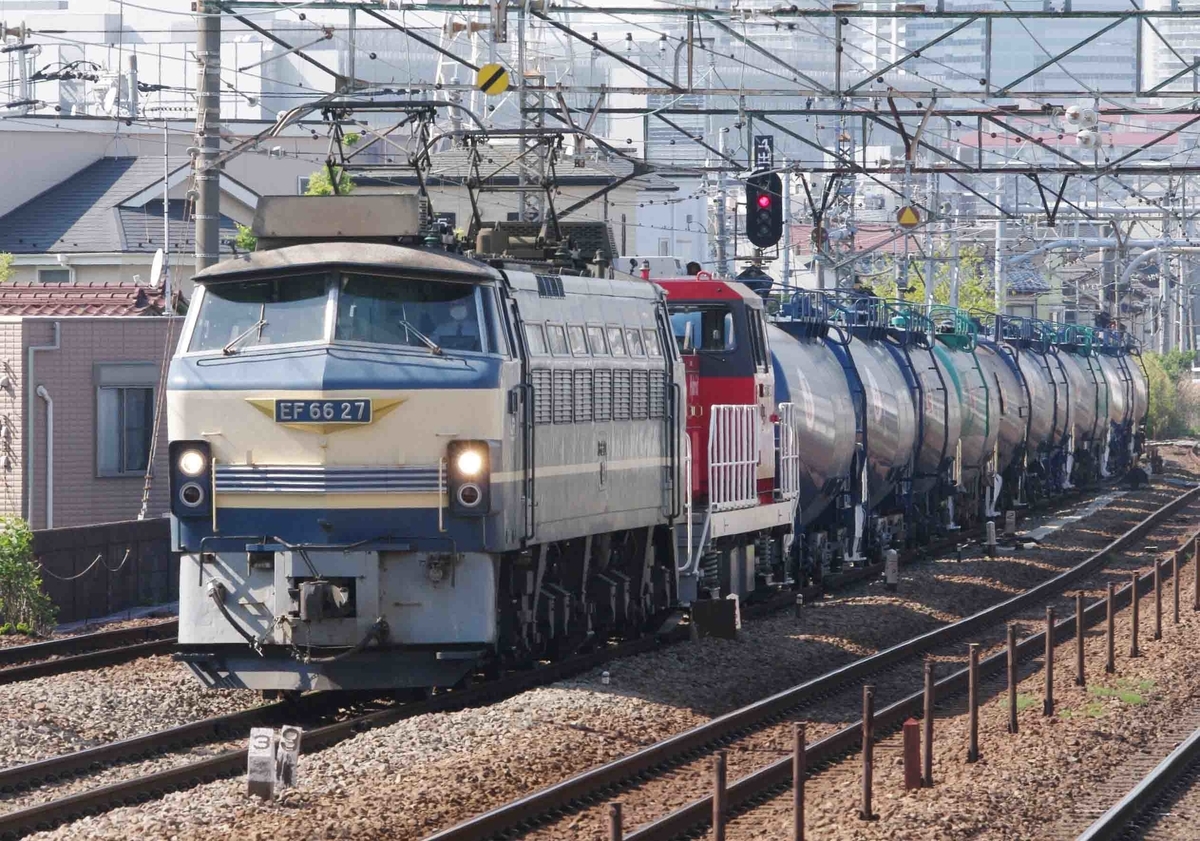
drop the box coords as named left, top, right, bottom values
left=896, top=206, right=921, bottom=229
left=476, top=63, right=510, bottom=96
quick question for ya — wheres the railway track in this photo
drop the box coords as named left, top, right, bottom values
left=1076, top=720, right=1200, bottom=841
left=0, top=482, right=1159, bottom=839
left=420, top=482, right=1200, bottom=841
left=0, top=620, right=177, bottom=685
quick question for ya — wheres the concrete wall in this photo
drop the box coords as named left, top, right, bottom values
left=15, top=317, right=182, bottom=530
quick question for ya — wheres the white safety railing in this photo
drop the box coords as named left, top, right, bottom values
left=708, top=404, right=760, bottom=512
left=777, top=402, right=801, bottom=501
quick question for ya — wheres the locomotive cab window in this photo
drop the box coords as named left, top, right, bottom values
left=644, top=328, right=663, bottom=358
left=189, top=275, right=328, bottom=353
left=336, top=275, right=484, bottom=353
left=670, top=306, right=735, bottom=353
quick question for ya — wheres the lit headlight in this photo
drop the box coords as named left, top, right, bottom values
left=177, top=449, right=208, bottom=477
left=455, top=449, right=484, bottom=477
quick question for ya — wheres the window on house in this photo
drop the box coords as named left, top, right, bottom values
left=38, top=268, right=70, bottom=283
left=96, top=363, right=158, bottom=477
left=658, top=238, right=671, bottom=257
left=97, top=388, right=152, bottom=475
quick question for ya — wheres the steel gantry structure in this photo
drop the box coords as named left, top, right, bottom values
left=178, top=0, right=1200, bottom=340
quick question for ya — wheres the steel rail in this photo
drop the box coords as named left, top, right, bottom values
left=0, top=619, right=177, bottom=668
left=0, top=633, right=670, bottom=841
left=0, top=639, right=176, bottom=686
left=628, top=543, right=1195, bottom=840
left=424, top=483, right=1200, bottom=841
left=1076, top=723, right=1200, bottom=841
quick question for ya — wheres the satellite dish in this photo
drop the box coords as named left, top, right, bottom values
left=1076, top=129, right=1100, bottom=149
left=149, top=249, right=164, bottom=288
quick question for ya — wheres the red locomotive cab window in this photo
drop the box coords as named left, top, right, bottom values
left=670, top=306, right=735, bottom=353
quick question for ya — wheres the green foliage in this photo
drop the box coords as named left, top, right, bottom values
left=305, top=166, right=356, bottom=196
left=0, top=518, right=55, bottom=635
left=342, top=132, right=361, bottom=147
left=1089, top=679, right=1155, bottom=706
left=1141, top=351, right=1197, bottom=439
left=0, top=253, right=12, bottom=283
left=233, top=224, right=257, bottom=253
left=869, top=245, right=996, bottom=312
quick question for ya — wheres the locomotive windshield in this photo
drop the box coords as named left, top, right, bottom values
left=188, top=272, right=502, bottom=355
left=335, top=275, right=483, bottom=352
left=188, top=275, right=327, bottom=353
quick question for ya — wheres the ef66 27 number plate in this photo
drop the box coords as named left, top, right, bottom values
left=275, top=399, right=372, bottom=424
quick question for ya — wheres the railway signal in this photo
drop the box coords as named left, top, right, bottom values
left=745, top=171, right=784, bottom=248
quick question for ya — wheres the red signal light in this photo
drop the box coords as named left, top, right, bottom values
left=756, top=194, right=772, bottom=209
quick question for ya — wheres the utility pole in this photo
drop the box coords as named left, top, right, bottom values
left=127, top=54, right=138, bottom=120
left=781, top=160, right=791, bottom=293
left=716, top=127, right=729, bottom=276
left=194, top=0, right=221, bottom=274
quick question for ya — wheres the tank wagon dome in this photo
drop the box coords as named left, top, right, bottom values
left=193, top=242, right=504, bottom=284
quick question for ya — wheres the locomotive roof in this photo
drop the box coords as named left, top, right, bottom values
left=193, top=242, right=503, bottom=283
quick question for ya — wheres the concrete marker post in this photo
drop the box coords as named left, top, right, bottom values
left=902, top=719, right=921, bottom=790
left=609, top=803, right=623, bottom=841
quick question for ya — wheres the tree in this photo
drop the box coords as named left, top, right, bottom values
left=0, top=517, right=56, bottom=635
left=1142, top=350, right=1198, bottom=439
left=0, top=253, right=13, bottom=283
left=869, top=245, right=996, bottom=312
left=233, top=224, right=257, bottom=252
left=305, top=166, right=355, bottom=196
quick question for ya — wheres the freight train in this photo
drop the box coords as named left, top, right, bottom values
left=169, top=196, right=1148, bottom=692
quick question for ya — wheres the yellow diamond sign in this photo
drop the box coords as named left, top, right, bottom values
left=476, top=63, right=510, bottom=96
left=896, top=206, right=921, bottom=229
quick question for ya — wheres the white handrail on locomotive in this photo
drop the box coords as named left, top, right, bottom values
left=777, top=402, right=801, bottom=502
left=708, top=404, right=760, bottom=512
left=678, top=432, right=693, bottom=574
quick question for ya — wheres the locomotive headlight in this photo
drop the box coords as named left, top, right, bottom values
left=446, top=440, right=492, bottom=517
left=177, top=448, right=208, bottom=477
left=455, top=449, right=484, bottom=477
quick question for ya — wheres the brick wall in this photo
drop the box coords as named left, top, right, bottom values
left=15, top=317, right=182, bottom=530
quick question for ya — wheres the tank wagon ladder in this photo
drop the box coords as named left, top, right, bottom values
left=993, top=314, right=1036, bottom=508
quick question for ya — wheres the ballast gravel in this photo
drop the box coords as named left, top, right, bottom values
left=0, top=655, right=260, bottom=768
left=21, top=482, right=1182, bottom=841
